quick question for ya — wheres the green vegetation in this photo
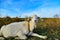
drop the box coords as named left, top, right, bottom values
left=0, top=17, right=60, bottom=40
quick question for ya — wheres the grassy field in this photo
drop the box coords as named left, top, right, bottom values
left=0, top=17, right=60, bottom=40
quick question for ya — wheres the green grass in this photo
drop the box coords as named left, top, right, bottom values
left=0, top=17, right=60, bottom=40
left=3, top=26, right=60, bottom=40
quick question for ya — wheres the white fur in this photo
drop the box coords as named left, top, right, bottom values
left=1, top=22, right=28, bottom=39
left=0, top=15, right=47, bottom=39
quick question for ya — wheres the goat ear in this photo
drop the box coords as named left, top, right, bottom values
left=29, top=17, right=32, bottom=21
left=30, top=17, right=33, bottom=19
left=27, top=17, right=31, bottom=21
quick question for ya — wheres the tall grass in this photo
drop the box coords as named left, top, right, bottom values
left=0, top=17, right=60, bottom=40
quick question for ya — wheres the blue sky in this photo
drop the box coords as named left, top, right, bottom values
left=0, top=0, right=60, bottom=18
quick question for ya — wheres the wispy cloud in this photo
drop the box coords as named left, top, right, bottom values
left=22, top=0, right=60, bottom=18
left=22, top=7, right=60, bottom=18
left=0, top=0, right=60, bottom=17
left=0, top=8, right=20, bottom=17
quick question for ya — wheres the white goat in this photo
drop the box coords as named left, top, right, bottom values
left=0, top=15, right=47, bottom=39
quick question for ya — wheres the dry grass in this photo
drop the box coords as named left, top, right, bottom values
left=0, top=17, right=60, bottom=40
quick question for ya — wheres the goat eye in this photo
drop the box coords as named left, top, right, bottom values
left=36, top=18, right=38, bottom=19
left=37, top=17, right=39, bottom=19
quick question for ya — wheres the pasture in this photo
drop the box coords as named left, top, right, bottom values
left=0, top=17, right=60, bottom=40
